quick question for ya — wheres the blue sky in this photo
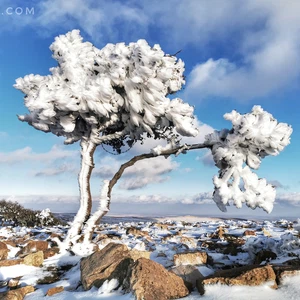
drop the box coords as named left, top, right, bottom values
left=0, top=0, right=299, bottom=218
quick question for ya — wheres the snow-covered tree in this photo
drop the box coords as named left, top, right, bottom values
left=14, top=30, right=198, bottom=247
left=15, top=30, right=292, bottom=252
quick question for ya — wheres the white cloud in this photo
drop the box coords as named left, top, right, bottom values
left=94, top=155, right=179, bottom=190
left=184, top=1, right=300, bottom=100
left=0, top=0, right=148, bottom=42
left=269, top=180, right=290, bottom=190
left=196, top=150, right=215, bottom=168
left=0, top=145, right=78, bottom=164
left=275, top=192, right=300, bottom=207
left=4, top=1, right=296, bottom=101
left=34, top=163, right=76, bottom=177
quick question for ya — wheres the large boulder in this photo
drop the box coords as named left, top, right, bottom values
left=0, top=285, right=34, bottom=300
left=80, top=243, right=133, bottom=290
left=170, top=264, right=204, bottom=291
left=174, top=251, right=208, bottom=266
left=197, top=265, right=277, bottom=295
left=0, top=242, right=9, bottom=260
left=125, top=258, right=189, bottom=300
left=23, top=251, right=44, bottom=267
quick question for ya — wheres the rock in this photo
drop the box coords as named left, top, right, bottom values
left=262, top=228, right=272, bottom=237
left=0, top=285, right=34, bottom=300
left=8, top=277, right=22, bottom=289
left=130, top=249, right=151, bottom=261
left=125, top=258, right=189, bottom=300
left=180, top=237, right=197, bottom=249
left=174, top=251, right=208, bottom=266
left=37, top=273, right=60, bottom=284
left=272, top=265, right=300, bottom=283
left=126, top=227, right=149, bottom=237
left=243, top=230, right=256, bottom=236
left=43, top=247, right=60, bottom=259
left=198, top=265, right=277, bottom=295
left=154, top=223, right=169, bottom=230
left=171, top=264, right=204, bottom=290
left=254, top=250, right=277, bottom=264
left=23, top=251, right=44, bottom=267
left=0, top=241, right=9, bottom=260
left=46, top=286, right=64, bottom=296
left=0, top=259, right=24, bottom=267
left=20, top=240, right=48, bottom=256
left=80, top=243, right=133, bottom=290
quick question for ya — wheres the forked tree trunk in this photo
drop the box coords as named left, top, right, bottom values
left=83, top=143, right=209, bottom=243
left=65, top=139, right=96, bottom=246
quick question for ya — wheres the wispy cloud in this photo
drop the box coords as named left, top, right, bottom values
left=0, top=0, right=148, bottom=42
left=275, top=192, right=300, bottom=207
left=0, top=145, right=78, bottom=164
left=269, top=180, right=290, bottom=190
left=33, top=163, right=76, bottom=177
left=196, top=150, right=215, bottom=168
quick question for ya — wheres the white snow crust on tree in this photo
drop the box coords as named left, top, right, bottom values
left=14, top=29, right=198, bottom=150
left=205, top=105, right=293, bottom=213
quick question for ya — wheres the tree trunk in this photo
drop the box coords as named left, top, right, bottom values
left=83, top=143, right=210, bottom=242
left=65, top=139, right=96, bottom=246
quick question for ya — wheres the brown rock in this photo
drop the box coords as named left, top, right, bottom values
left=3, top=241, right=17, bottom=248
left=23, top=251, right=44, bottom=267
left=126, top=227, right=149, bottom=237
left=243, top=230, right=256, bottom=236
left=130, top=249, right=151, bottom=261
left=273, top=265, right=300, bottom=283
left=126, top=258, right=189, bottom=300
left=0, top=259, right=24, bottom=267
left=80, top=243, right=133, bottom=290
left=174, top=251, right=208, bottom=266
left=8, top=277, right=22, bottom=289
left=43, top=247, right=60, bottom=259
left=254, top=250, right=277, bottom=264
left=0, top=285, right=34, bottom=300
left=153, top=223, right=170, bottom=230
left=171, top=264, right=204, bottom=290
left=0, top=241, right=9, bottom=260
left=20, top=240, right=48, bottom=256
left=198, top=265, right=277, bottom=294
left=180, top=236, right=197, bottom=249
left=46, top=286, right=64, bottom=296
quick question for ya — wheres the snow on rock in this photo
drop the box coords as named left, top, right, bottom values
left=0, top=217, right=300, bottom=299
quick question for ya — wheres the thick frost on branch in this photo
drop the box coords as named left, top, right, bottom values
left=15, top=30, right=198, bottom=151
left=205, top=105, right=292, bottom=213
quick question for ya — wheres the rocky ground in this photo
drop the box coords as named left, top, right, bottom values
left=0, top=217, right=299, bottom=299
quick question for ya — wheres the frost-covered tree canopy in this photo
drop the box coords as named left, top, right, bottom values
left=204, top=106, right=293, bottom=213
left=14, top=30, right=198, bottom=153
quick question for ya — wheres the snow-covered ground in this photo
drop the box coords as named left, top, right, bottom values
left=0, top=216, right=299, bottom=299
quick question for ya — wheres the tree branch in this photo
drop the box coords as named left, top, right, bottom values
left=107, top=142, right=210, bottom=198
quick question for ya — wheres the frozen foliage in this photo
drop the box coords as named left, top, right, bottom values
left=205, top=106, right=292, bottom=213
left=14, top=30, right=198, bottom=153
